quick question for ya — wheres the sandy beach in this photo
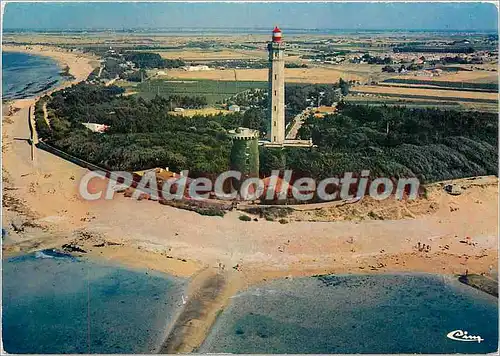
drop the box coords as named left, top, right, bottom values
left=3, top=44, right=99, bottom=84
left=2, top=44, right=498, bottom=353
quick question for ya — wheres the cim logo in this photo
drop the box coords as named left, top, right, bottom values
left=446, top=330, right=484, bottom=343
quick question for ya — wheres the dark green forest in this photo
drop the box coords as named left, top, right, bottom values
left=123, top=52, right=185, bottom=69
left=36, top=83, right=498, bottom=184
left=262, top=102, right=497, bottom=183
left=36, top=83, right=242, bottom=175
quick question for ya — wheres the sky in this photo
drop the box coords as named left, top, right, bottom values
left=3, top=2, right=498, bottom=31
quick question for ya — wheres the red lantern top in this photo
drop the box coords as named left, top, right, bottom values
left=272, top=26, right=282, bottom=42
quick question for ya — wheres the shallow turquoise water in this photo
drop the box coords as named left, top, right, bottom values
left=200, top=274, right=498, bottom=354
left=2, top=250, right=186, bottom=353
left=2, top=52, right=63, bottom=100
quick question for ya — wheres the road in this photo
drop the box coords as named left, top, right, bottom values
left=285, top=108, right=310, bottom=140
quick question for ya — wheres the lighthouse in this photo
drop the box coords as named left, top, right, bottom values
left=261, top=28, right=312, bottom=148
left=268, top=26, right=286, bottom=144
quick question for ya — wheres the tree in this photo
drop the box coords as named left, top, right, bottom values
left=339, top=78, right=350, bottom=96
left=242, top=108, right=267, bottom=135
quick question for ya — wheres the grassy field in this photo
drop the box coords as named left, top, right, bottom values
left=136, top=78, right=267, bottom=104
left=459, top=102, right=499, bottom=113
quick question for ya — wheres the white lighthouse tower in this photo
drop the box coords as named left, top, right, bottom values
left=268, top=26, right=286, bottom=144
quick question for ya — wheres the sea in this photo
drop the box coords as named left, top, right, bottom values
left=200, top=273, right=498, bottom=354
left=2, top=51, right=63, bottom=100
left=2, top=250, right=187, bottom=353
left=3, top=251, right=498, bottom=354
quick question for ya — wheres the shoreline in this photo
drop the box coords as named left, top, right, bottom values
left=2, top=44, right=98, bottom=106
left=5, top=245, right=497, bottom=354
left=3, top=44, right=99, bottom=85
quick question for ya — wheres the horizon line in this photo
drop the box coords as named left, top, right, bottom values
left=4, top=27, right=498, bottom=32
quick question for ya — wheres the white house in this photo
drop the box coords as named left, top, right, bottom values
left=82, top=123, right=109, bottom=133
left=228, top=104, right=241, bottom=112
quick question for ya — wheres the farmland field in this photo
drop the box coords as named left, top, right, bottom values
left=345, top=96, right=461, bottom=106
left=165, top=67, right=364, bottom=83
left=397, top=70, right=498, bottom=84
left=351, top=85, right=498, bottom=103
left=344, top=96, right=499, bottom=112
left=157, top=49, right=267, bottom=61
left=136, top=79, right=267, bottom=104
left=382, top=78, right=498, bottom=91
left=376, top=82, right=497, bottom=93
